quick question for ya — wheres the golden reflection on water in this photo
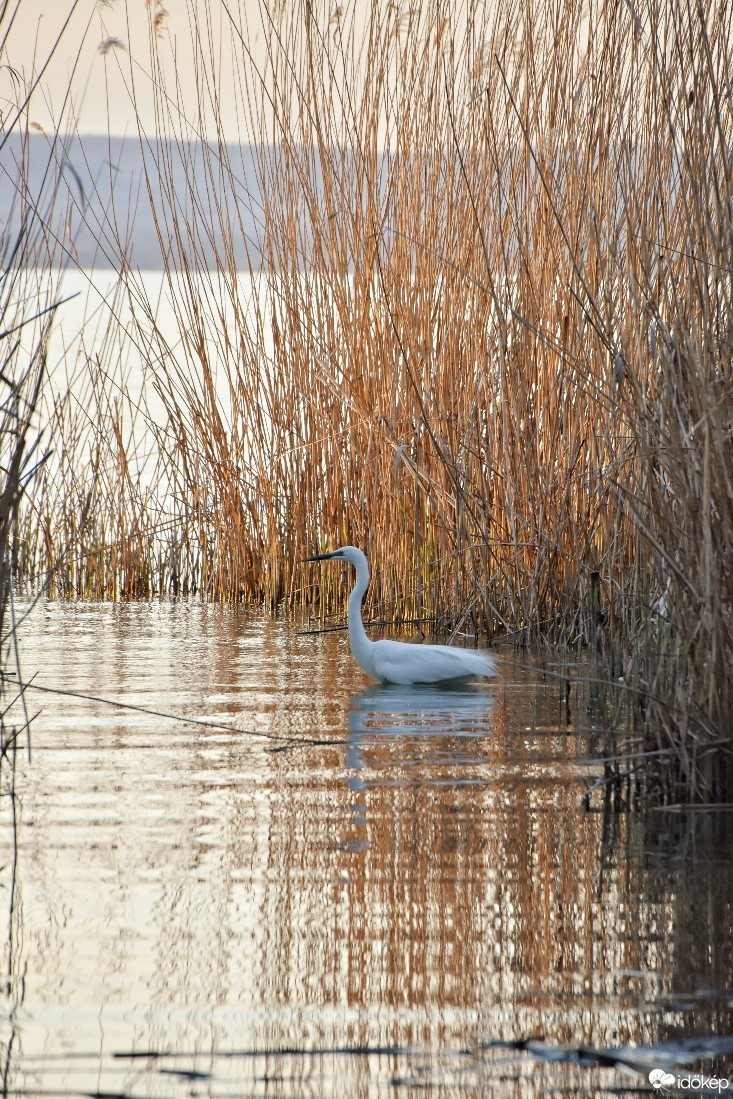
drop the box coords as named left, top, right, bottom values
left=1, top=602, right=732, bottom=1097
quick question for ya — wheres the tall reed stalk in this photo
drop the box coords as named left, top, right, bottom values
left=0, top=7, right=88, bottom=656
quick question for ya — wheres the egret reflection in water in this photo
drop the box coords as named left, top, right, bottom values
left=346, top=682, right=497, bottom=789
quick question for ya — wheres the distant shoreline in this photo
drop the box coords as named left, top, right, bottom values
left=1, top=132, right=264, bottom=271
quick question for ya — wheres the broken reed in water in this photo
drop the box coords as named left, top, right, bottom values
left=13, top=0, right=733, bottom=798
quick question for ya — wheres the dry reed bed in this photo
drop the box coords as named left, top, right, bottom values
left=14, top=0, right=733, bottom=797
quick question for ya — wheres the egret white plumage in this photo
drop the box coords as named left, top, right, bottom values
left=305, top=546, right=498, bottom=685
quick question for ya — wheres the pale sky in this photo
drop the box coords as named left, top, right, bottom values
left=1, top=0, right=269, bottom=138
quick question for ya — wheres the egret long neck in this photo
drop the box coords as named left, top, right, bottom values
left=347, top=558, right=373, bottom=674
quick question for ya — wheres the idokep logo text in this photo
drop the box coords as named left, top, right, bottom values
left=649, top=1068, right=730, bottom=1092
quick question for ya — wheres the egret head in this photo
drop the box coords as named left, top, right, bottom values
left=304, top=545, right=365, bottom=568
left=304, top=546, right=370, bottom=605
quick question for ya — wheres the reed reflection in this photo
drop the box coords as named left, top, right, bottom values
left=5, top=607, right=732, bottom=1099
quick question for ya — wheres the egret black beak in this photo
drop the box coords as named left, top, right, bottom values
left=303, top=551, right=338, bottom=563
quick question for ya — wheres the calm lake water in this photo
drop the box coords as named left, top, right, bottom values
left=1, top=601, right=732, bottom=1097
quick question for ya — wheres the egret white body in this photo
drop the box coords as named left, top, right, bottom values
left=306, top=546, right=498, bottom=686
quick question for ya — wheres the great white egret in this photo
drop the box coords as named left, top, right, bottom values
left=305, top=546, right=498, bottom=685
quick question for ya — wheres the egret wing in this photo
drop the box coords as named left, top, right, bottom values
left=371, top=639, right=496, bottom=685
left=429, top=644, right=497, bottom=679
